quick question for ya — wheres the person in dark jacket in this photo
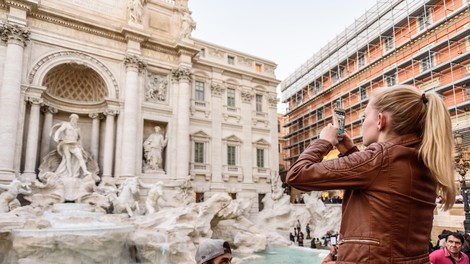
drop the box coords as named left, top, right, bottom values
left=287, top=85, right=456, bottom=263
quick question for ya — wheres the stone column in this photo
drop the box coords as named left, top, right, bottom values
left=0, top=23, right=30, bottom=180
left=40, top=106, right=58, bottom=161
left=120, top=55, right=145, bottom=178
left=103, top=109, right=118, bottom=178
left=172, top=67, right=192, bottom=179
left=22, top=97, right=43, bottom=180
left=241, top=89, right=254, bottom=183
left=89, top=113, right=102, bottom=161
left=210, top=82, right=224, bottom=183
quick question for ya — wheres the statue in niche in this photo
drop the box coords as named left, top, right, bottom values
left=50, top=114, right=93, bottom=178
left=145, top=75, right=167, bottom=102
left=127, top=0, right=145, bottom=24
left=180, top=11, right=196, bottom=39
left=143, top=126, right=168, bottom=171
left=37, top=113, right=99, bottom=202
left=0, top=179, right=31, bottom=213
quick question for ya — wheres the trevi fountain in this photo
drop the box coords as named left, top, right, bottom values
left=0, top=113, right=340, bottom=263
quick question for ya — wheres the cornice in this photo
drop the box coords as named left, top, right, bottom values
left=29, top=12, right=126, bottom=42
left=5, top=0, right=38, bottom=12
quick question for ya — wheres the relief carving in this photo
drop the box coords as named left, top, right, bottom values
left=145, top=73, right=168, bottom=102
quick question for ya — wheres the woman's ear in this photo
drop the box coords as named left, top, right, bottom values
left=377, top=112, right=385, bottom=131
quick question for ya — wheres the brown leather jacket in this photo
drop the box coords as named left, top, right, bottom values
left=287, top=134, right=436, bottom=264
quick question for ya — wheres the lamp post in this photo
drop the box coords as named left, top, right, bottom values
left=454, top=132, right=470, bottom=234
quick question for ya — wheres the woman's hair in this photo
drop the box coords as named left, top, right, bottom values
left=371, top=85, right=456, bottom=210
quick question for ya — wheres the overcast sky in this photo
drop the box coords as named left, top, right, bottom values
left=188, top=0, right=378, bottom=81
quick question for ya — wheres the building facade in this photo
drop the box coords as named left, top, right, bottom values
left=281, top=0, right=470, bottom=167
left=0, top=0, right=279, bottom=212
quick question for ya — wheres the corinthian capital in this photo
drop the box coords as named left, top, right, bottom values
left=171, top=66, right=192, bottom=81
left=124, top=55, right=147, bottom=73
left=241, top=90, right=254, bottom=103
left=0, top=23, right=30, bottom=46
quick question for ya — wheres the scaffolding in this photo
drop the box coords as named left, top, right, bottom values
left=281, top=0, right=470, bottom=163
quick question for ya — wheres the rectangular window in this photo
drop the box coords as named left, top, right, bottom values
left=256, top=94, right=263, bottom=112
left=386, top=73, right=397, bottom=87
left=421, top=55, right=434, bottom=72
left=199, top=48, right=205, bottom=57
left=358, top=52, right=366, bottom=68
left=335, top=98, right=342, bottom=109
left=194, top=142, right=204, bottom=163
left=466, top=83, right=470, bottom=98
left=255, top=63, right=262, bottom=73
left=299, top=142, right=305, bottom=154
left=314, top=80, right=323, bottom=95
left=227, top=88, right=236, bottom=107
left=195, top=81, right=205, bottom=101
left=383, top=36, right=394, bottom=52
left=360, top=86, right=367, bottom=100
left=227, top=146, right=236, bottom=166
left=258, top=193, right=266, bottom=211
left=228, top=55, right=235, bottom=65
left=195, top=192, right=204, bottom=203
left=296, top=91, right=303, bottom=106
left=229, top=192, right=237, bottom=200
left=298, top=118, right=303, bottom=128
left=256, top=148, right=264, bottom=168
left=317, top=108, right=323, bottom=120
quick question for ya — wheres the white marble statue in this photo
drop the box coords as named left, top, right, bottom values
left=180, top=11, right=196, bottom=39
left=113, top=177, right=141, bottom=217
left=127, top=0, right=144, bottom=24
left=0, top=179, right=31, bottom=213
left=50, top=114, right=91, bottom=178
left=144, top=181, right=165, bottom=214
left=26, top=172, right=65, bottom=208
left=143, top=126, right=168, bottom=171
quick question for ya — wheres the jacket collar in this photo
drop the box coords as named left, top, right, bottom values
left=383, top=134, right=421, bottom=147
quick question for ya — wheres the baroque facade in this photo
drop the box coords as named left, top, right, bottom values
left=0, top=0, right=279, bottom=212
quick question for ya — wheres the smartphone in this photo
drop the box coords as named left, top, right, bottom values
left=334, top=108, right=346, bottom=135
left=330, top=236, right=337, bottom=246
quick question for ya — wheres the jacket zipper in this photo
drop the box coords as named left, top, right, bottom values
left=340, top=239, right=380, bottom=245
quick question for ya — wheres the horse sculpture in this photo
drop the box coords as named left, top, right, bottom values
left=112, top=177, right=141, bottom=217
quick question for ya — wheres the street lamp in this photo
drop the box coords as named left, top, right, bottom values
left=454, top=132, right=470, bottom=234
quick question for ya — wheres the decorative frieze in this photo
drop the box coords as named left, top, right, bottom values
left=0, top=23, right=30, bottom=46
left=171, top=66, right=192, bottom=81
left=145, top=73, right=168, bottom=102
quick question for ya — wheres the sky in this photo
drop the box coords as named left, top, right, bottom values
left=188, top=0, right=379, bottom=81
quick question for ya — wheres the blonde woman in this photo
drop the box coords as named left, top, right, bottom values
left=287, top=85, right=455, bottom=263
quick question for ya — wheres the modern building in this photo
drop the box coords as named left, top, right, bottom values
left=0, top=0, right=279, bottom=212
left=281, top=0, right=470, bottom=231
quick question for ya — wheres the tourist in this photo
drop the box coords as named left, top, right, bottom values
left=306, top=223, right=311, bottom=240
left=429, top=232, right=469, bottom=263
left=297, top=231, right=304, bottom=247
left=315, top=238, right=323, bottom=249
left=286, top=85, right=456, bottom=262
left=289, top=232, right=295, bottom=242
left=195, top=239, right=232, bottom=264
left=296, top=219, right=301, bottom=232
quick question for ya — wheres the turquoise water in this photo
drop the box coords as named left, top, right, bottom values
left=237, top=245, right=327, bottom=264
